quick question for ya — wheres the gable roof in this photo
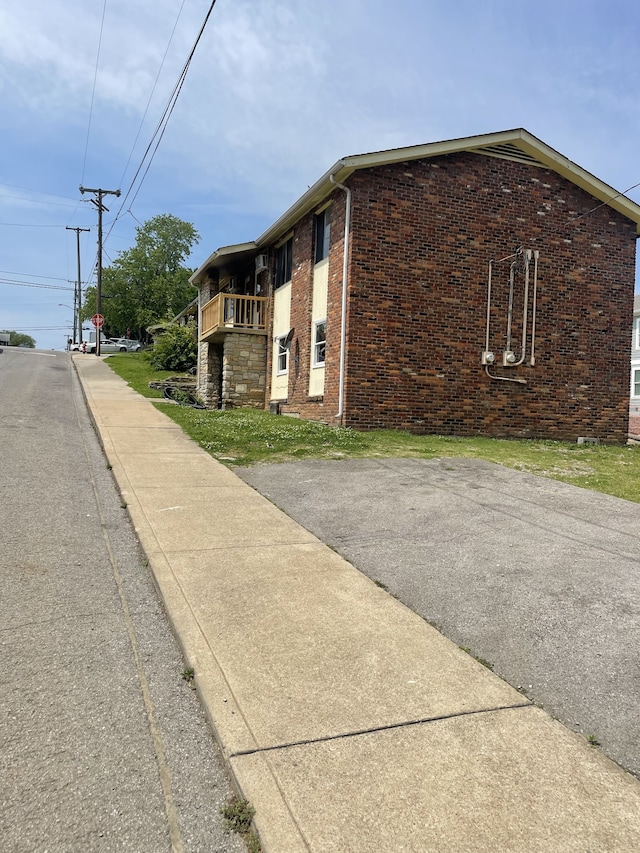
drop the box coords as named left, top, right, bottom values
left=191, top=128, right=640, bottom=282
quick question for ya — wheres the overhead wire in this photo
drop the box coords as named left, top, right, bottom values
left=0, top=270, right=73, bottom=282
left=0, top=222, right=68, bottom=229
left=0, top=279, right=74, bottom=291
left=117, top=0, right=188, bottom=189
left=81, top=0, right=108, bottom=186
left=105, top=0, right=219, bottom=244
left=494, top=178, right=640, bottom=266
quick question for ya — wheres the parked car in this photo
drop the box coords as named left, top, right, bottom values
left=113, top=338, right=144, bottom=352
left=70, top=337, right=144, bottom=353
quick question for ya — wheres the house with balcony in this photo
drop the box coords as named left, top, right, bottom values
left=191, top=128, right=640, bottom=443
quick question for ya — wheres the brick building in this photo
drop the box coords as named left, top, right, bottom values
left=191, top=129, right=640, bottom=443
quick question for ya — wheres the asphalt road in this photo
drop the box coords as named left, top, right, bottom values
left=0, top=348, right=244, bottom=853
left=237, top=454, right=640, bottom=779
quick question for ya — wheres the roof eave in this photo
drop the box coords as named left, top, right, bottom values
left=190, top=241, right=258, bottom=284
left=258, top=128, right=640, bottom=241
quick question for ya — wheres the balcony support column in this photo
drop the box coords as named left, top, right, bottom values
left=196, top=340, right=222, bottom=409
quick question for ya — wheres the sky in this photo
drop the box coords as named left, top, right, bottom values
left=1, top=0, right=640, bottom=350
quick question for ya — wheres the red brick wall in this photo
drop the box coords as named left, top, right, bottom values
left=268, top=192, right=348, bottom=421
left=340, top=153, right=636, bottom=442
left=266, top=152, right=636, bottom=442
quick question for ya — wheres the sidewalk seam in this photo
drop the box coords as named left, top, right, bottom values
left=229, top=701, right=533, bottom=758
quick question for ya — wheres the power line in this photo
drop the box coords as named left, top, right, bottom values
left=0, top=269, right=75, bottom=282
left=8, top=326, right=74, bottom=330
left=0, top=222, right=67, bottom=229
left=106, top=0, right=218, bottom=239
left=496, top=178, right=640, bottom=265
left=0, top=278, right=75, bottom=291
left=0, top=194, right=80, bottom=209
left=117, top=0, right=188, bottom=188
left=81, top=0, right=108, bottom=185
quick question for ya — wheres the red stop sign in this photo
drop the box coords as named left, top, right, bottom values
left=92, top=314, right=104, bottom=328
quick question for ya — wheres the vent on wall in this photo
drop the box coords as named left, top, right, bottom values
left=475, top=143, right=546, bottom=168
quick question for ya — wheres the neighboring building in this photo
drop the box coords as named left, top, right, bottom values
left=631, top=294, right=640, bottom=436
left=191, top=128, right=640, bottom=443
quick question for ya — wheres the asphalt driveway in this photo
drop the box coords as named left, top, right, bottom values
left=236, top=456, right=640, bottom=778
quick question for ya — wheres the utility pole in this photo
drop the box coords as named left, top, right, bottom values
left=79, top=186, right=120, bottom=356
left=65, top=226, right=90, bottom=345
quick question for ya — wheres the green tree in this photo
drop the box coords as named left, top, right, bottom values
left=81, top=214, right=199, bottom=340
left=1, top=330, right=36, bottom=347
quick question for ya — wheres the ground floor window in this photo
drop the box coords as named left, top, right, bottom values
left=634, top=368, right=640, bottom=397
left=276, top=336, right=288, bottom=374
left=313, top=319, right=326, bottom=367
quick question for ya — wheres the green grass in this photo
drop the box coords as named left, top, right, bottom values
left=103, top=354, right=640, bottom=502
left=151, top=405, right=640, bottom=503
left=103, top=352, right=192, bottom=398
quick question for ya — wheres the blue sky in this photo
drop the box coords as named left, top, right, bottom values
left=1, top=0, right=640, bottom=349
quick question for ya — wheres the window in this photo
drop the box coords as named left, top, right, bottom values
left=635, top=318, right=640, bottom=350
left=275, top=238, right=293, bottom=288
left=313, top=320, right=326, bottom=367
left=276, top=336, right=289, bottom=374
left=314, top=208, right=330, bottom=264
left=635, top=369, right=640, bottom=398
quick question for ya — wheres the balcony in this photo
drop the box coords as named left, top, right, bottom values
left=200, top=293, right=268, bottom=342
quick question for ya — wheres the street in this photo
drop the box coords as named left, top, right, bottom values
left=0, top=348, right=243, bottom=853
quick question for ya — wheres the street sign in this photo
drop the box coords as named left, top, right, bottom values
left=92, top=314, right=104, bottom=328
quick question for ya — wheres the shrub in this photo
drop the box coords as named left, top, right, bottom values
left=150, top=322, right=197, bottom=371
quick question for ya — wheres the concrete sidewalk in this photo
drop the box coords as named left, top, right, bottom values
left=74, top=355, right=640, bottom=853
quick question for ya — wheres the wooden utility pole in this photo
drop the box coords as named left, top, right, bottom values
left=79, top=186, right=120, bottom=356
left=65, top=226, right=90, bottom=344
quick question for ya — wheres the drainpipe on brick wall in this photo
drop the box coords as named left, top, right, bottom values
left=330, top=173, right=352, bottom=422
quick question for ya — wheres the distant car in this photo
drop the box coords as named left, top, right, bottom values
left=70, top=338, right=144, bottom=353
left=70, top=340, right=104, bottom=352
left=113, top=338, right=144, bottom=352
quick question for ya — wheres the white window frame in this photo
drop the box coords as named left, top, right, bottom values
left=312, top=319, right=326, bottom=367
left=276, top=336, right=289, bottom=375
left=634, top=368, right=640, bottom=398
left=635, top=317, right=640, bottom=350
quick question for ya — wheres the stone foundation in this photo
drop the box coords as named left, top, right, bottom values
left=198, top=335, right=266, bottom=409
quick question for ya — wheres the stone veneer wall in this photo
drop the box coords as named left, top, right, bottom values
left=221, top=334, right=266, bottom=409
left=197, top=340, right=221, bottom=408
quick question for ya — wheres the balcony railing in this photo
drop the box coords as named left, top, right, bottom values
left=200, top=293, right=268, bottom=341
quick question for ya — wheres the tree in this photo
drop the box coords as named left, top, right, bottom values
left=81, top=214, right=199, bottom=340
left=1, top=330, right=36, bottom=347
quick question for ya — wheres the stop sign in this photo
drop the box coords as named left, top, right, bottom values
left=92, top=313, right=104, bottom=328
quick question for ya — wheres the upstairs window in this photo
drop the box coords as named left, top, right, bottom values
left=314, top=208, right=331, bottom=263
left=275, top=238, right=293, bottom=288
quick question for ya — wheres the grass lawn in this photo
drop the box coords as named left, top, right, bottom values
left=104, top=354, right=640, bottom=503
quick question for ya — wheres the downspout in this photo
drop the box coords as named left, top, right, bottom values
left=330, top=173, right=352, bottom=422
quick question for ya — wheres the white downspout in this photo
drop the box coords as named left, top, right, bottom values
left=330, top=174, right=352, bottom=422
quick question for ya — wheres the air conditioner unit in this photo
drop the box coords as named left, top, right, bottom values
left=255, top=254, right=268, bottom=272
